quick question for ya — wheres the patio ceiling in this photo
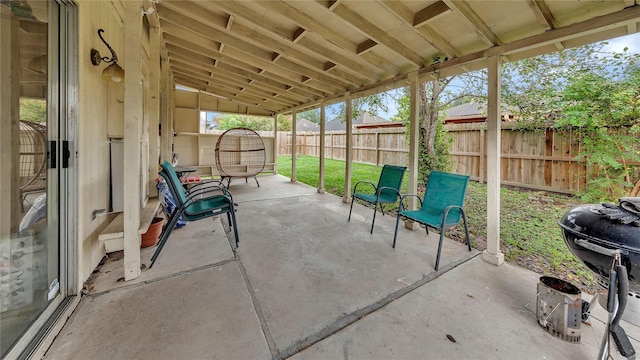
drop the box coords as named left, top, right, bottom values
left=151, top=0, right=640, bottom=115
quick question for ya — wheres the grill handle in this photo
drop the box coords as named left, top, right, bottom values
left=575, top=239, right=627, bottom=257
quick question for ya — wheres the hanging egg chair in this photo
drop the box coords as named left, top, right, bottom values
left=19, top=120, right=47, bottom=210
left=215, top=128, right=265, bottom=187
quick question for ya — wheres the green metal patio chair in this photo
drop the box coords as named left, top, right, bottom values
left=393, top=171, right=471, bottom=271
left=348, top=164, right=407, bottom=233
left=150, top=161, right=239, bottom=268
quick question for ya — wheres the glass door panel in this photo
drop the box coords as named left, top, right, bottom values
left=0, top=1, right=60, bottom=357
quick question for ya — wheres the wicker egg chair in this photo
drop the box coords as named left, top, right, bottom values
left=19, top=120, right=47, bottom=211
left=215, top=128, right=266, bottom=187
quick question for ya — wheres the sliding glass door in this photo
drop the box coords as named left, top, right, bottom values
left=1, top=1, right=76, bottom=358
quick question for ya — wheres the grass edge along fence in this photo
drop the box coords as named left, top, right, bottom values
left=278, top=123, right=615, bottom=195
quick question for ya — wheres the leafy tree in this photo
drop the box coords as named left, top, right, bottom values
left=395, top=69, right=485, bottom=184
left=298, top=109, right=320, bottom=124
left=277, top=114, right=292, bottom=131
left=553, top=64, right=640, bottom=200
left=330, top=93, right=390, bottom=122
left=499, top=43, right=640, bottom=200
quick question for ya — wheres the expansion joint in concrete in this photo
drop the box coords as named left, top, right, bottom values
left=236, top=253, right=279, bottom=357
left=272, top=251, right=481, bottom=360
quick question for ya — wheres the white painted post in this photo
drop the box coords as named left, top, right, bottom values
left=319, top=104, right=326, bottom=193
left=148, top=27, right=160, bottom=197
left=123, top=1, right=143, bottom=281
left=344, top=93, right=352, bottom=203
left=482, top=55, right=505, bottom=266
left=291, top=110, right=297, bottom=182
left=273, top=113, right=278, bottom=174
left=160, top=57, right=171, bottom=163
left=405, top=72, right=421, bottom=230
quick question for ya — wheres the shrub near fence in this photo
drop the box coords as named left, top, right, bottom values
left=278, top=123, right=589, bottom=194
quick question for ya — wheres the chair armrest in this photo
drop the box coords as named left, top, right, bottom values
left=375, top=186, right=401, bottom=199
left=184, top=185, right=233, bottom=204
left=398, top=194, right=423, bottom=212
left=441, top=205, right=463, bottom=220
left=353, top=180, right=376, bottom=194
left=185, top=179, right=226, bottom=196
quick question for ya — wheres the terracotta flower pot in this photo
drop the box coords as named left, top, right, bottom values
left=141, top=217, right=163, bottom=248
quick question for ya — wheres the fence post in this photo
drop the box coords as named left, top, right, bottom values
left=479, top=128, right=485, bottom=184
left=375, top=130, right=380, bottom=166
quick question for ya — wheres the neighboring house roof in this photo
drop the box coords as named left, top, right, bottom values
left=324, top=112, right=390, bottom=131
left=296, top=118, right=319, bottom=132
left=444, top=102, right=514, bottom=124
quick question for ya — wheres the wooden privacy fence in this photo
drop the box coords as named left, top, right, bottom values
left=278, top=123, right=590, bottom=194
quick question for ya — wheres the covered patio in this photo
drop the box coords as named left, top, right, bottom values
left=3, top=0, right=640, bottom=358
left=42, top=175, right=637, bottom=359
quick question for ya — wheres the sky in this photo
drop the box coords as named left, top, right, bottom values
left=328, top=32, right=640, bottom=121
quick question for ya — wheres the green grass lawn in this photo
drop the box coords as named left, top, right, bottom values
left=277, top=155, right=595, bottom=291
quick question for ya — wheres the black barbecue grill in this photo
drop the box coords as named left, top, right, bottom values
left=558, top=200, right=640, bottom=293
left=558, top=197, right=640, bottom=359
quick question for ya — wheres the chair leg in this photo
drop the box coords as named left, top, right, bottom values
left=150, top=208, right=184, bottom=268
left=255, top=176, right=260, bottom=187
left=348, top=196, right=356, bottom=222
left=461, top=210, right=471, bottom=251
left=370, top=201, right=379, bottom=234
left=435, top=230, right=445, bottom=271
left=392, top=215, right=401, bottom=248
left=230, top=205, right=240, bottom=247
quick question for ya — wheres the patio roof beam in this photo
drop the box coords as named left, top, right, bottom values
left=158, top=1, right=363, bottom=89
left=443, top=0, right=501, bottom=47
left=207, top=0, right=383, bottom=82
left=526, top=0, right=556, bottom=30
left=161, top=32, right=334, bottom=98
left=168, top=51, right=307, bottom=106
left=326, top=2, right=425, bottom=67
left=258, top=0, right=399, bottom=75
left=166, top=47, right=316, bottom=103
left=173, top=75, right=279, bottom=114
left=378, top=0, right=461, bottom=58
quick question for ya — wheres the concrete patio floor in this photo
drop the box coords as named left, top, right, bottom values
left=43, top=174, right=639, bottom=360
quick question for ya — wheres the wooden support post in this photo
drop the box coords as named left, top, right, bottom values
left=273, top=113, right=278, bottom=174
left=319, top=103, right=326, bottom=193
left=405, top=71, right=420, bottom=230
left=123, top=1, right=144, bottom=281
left=482, top=55, right=505, bottom=266
left=343, top=93, right=352, bottom=203
left=160, top=58, right=171, bottom=162
left=148, top=27, right=160, bottom=197
left=291, top=110, right=297, bottom=182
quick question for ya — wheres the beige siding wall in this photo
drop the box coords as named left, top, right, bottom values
left=76, top=1, right=157, bottom=289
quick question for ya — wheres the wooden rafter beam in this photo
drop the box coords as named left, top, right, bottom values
left=443, top=0, right=501, bottom=46
left=413, top=1, right=451, bottom=27
left=208, top=0, right=379, bottom=81
left=218, top=14, right=234, bottom=54
left=292, top=27, right=306, bottom=43
left=326, top=2, right=425, bottom=66
left=161, top=28, right=334, bottom=96
left=379, top=0, right=460, bottom=58
left=167, top=47, right=309, bottom=104
left=356, top=39, right=377, bottom=55
left=526, top=0, right=556, bottom=30
left=158, top=5, right=351, bottom=91
left=258, top=0, right=398, bottom=74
